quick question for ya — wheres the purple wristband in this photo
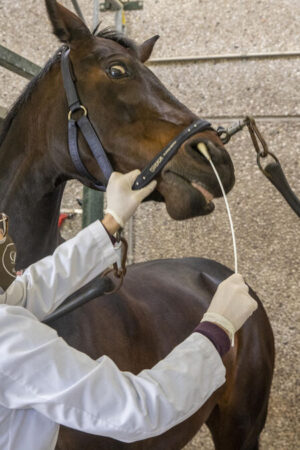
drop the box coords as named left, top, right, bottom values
left=194, top=322, right=231, bottom=357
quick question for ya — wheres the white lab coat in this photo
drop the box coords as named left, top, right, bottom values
left=0, top=221, right=226, bottom=450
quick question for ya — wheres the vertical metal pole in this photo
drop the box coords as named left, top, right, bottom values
left=127, top=216, right=134, bottom=265
left=93, top=0, right=100, bottom=31
left=109, top=0, right=125, bottom=34
left=115, top=7, right=123, bottom=33
left=70, top=0, right=87, bottom=23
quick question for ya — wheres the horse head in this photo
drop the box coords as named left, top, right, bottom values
left=46, top=0, right=235, bottom=220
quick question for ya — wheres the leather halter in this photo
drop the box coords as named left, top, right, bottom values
left=61, top=49, right=112, bottom=191
left=61, top=48, right=212, bottom=190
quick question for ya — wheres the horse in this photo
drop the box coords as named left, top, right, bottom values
left=0, top=1, right=274, bottom=449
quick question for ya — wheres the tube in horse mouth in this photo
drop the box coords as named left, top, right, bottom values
left=196, top=143, right=238, bottom=274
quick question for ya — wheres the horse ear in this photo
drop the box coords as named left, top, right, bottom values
left=46, top=0, right=91, bottom=44
left=139, top=35, right=159, bottom=62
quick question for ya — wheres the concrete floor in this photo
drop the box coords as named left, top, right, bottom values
left=0, top=0, right=299, bottom=448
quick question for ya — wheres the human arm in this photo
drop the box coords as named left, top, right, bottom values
left=199, top=273, right=258, bottom=345
left=0, top=170, right=156, bottom=320
left=1, top=221, right=121, bottom=320
left=0, top=274, right=256, bottom=442
left=0, top=304, right=225, bottom=442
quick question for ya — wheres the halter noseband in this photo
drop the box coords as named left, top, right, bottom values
left=61, top=48, right=212, bottom=191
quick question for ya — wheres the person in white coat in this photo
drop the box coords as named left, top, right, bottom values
left=0, top=170, right=257, bottom=450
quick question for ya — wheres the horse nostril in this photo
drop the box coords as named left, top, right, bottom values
left=189, top=142, right=209, bottom=162
left=186, top=140, right=226, bottom=165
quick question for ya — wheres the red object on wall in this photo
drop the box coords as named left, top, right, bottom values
left=58, top=213, right=69, bottom=228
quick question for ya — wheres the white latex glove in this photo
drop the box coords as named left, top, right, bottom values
left=105, top=170, right=157, bottom=227
left=201, top=273, right=258, bottom=345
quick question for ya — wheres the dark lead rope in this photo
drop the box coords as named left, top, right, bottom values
left=218, top=117, right=300, bottom=217
left=61, top=48, right=212, bottom=192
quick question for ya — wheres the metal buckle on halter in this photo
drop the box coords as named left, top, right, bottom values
left=68, top=105, right=88, bottom=121
left=217, top=120, right=248, bottom=144
left=0, top=213, right=9, bottom=238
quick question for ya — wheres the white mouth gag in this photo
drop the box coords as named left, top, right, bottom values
left=197, top=143, right=238, bottom=274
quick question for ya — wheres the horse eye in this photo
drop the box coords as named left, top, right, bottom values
left=108, top=64, right=128, bottom=79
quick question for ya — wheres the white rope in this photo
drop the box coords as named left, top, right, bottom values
left=197, top=143, right=238, bottom=274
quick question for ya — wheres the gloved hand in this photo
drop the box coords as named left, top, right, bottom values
left=105, top=170, right=157, bottom=228
left=201, top=273, right=258, bottom=345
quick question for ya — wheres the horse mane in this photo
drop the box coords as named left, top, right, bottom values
left=0, top=47, right=63, bottom=148
left=96, top=27, right=137, bottom=53
left=0, top=28, right=137, bottom=148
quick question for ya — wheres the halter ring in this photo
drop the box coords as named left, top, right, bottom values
left=68, top=105, right=88, bottom=121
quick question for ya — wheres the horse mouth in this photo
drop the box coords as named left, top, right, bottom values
left=162, top=170, right=215, bottom=217
left=191, top=182, right=215, bottom=205
left=188, top=178, right=215, bottom=214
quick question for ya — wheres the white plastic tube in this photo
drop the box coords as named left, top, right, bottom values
left=197, top=143, right=238, bottom=274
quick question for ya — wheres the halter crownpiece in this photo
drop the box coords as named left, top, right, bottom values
left=61, top=48, right=213, bottom=191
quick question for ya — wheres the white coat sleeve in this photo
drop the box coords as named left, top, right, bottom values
left=0, top=221, right=121, bottom=320
left=0, top=304, right=225, bottom=443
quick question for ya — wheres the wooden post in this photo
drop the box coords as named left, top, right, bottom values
left=82, top=186, right=104, bottom=228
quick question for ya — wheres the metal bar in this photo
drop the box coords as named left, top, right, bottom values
left=60, top=208, right=83, bottom=214
left=100, top=1, right=143, bottom=11
left=204, top=115, right=300, bottom=123
left=148, top=51, right=300, bottom=65
left=115, top=7, right=124, bottom=33
left=93, top=0, right=100, bottom=31
left=70, top=0, right=87, bottom=24
left=110, top=0, right=123, bottom=9
left=0, top=105, right=7, bottom=125
left=0, top=44, right=40, bottom=80
left=101, top=0, right=122, bottom=11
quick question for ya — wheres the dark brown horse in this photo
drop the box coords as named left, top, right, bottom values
left=0, top=1, right=274, bottom=449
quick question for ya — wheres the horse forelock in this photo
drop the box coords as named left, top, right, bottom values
left=96, top=27, right=138, bottom=55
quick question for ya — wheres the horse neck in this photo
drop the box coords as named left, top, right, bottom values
left=0, top=62, right=70, bottom=269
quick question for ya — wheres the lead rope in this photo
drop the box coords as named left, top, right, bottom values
left=218, top=116, right=300, bottom=217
